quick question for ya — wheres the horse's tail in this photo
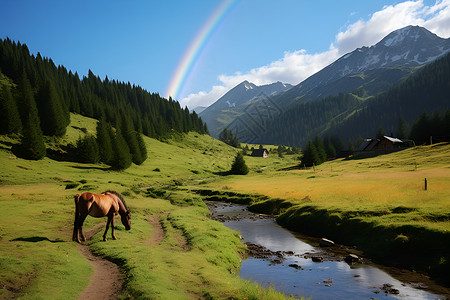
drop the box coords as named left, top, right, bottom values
left=72, top=194, right=81, bottom=242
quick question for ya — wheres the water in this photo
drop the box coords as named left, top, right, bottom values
left=211, top=203, right=443, bottom=300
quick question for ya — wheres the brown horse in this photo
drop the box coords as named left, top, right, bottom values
left=72, top=191, right=131, bottom=243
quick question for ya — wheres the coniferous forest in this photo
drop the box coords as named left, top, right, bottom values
left=0, top=38, right=208, bottom=168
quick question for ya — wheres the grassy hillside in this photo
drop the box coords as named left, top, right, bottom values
left=0, top=113, right=297, bottom=299
left=1, top=112, right=448, bottom=297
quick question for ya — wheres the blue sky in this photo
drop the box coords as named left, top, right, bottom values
left=1, top=0, right=449, bottom=109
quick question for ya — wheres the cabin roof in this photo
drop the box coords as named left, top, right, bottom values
left=251, top=149, right=269, bottom=156
left=383, top=136, right=403, bottom=143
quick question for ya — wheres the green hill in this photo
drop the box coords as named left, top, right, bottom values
left=0, top=113, right=302, bottom=299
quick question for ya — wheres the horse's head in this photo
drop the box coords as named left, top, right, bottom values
left=121, top=211, right=131, bottom=230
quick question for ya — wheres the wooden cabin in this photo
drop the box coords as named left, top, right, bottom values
left=251, top=149, right=269, bottom=158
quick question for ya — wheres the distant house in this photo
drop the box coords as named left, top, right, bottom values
left=356, top=136, right=408, bottom=154
left=376, top=136, right=404, bottom=151
left=251, top=149, right=269, bottom=158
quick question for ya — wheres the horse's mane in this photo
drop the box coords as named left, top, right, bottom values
left=102, top=190, right=128, bottom=210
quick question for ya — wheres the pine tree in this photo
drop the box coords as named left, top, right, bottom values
left=75, top=135, right=100, bottom=163
left=375, top=126, right=387, bottom=139
left=35, top=79, right=68, bottom=136
left=0, top=85, right=22, bottom=134
left=14, top=71, right=46, bottom=160
left=229, top=152, right=249, bottom=175
left=301, top=141, right=320, bottom=167
left=396, top=117, right=408, bottom=139
left=219, top=128, right=240, bottom=148
left=135, top=131, right=148, bottom=165
left=313, top=136, right=327, bottom=163
left=410, top=111, right=431, bottom=145
left=325, top=138, right=336, bottom=158
left=121, top=116, right=143, bottom=165
left=110, top=129, right=132, bottom=170
left=96, top=118, right=114, bottom=164
left=348, top=141, right=355, bottom=156
left=443, top=109, right=450, bottom=140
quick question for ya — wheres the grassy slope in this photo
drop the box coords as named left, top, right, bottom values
left=0, top=113, right=296, bottom=299
left=202, top=143, right=450, bottom=282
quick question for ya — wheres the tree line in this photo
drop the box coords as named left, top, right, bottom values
left=300, top=109, right=450, bottom=167
left=0, top=38, right=208, bottom=168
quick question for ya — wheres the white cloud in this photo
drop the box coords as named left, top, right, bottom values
left=180, top=85, right=229, bottom=109
left=181, top=0, right=450, bottom=109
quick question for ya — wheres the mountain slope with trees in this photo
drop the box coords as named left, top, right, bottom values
left=0, top=38, right=208, bottom=167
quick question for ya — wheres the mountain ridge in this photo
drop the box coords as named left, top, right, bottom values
left=199, top=80, right=292, bottom=137
left=276, top=25, right=450, bottom=107
left=200, top=25, right=450, bottom=142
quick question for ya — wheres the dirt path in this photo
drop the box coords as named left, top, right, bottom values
left=76, top=224, right=124, bottom=300
left=147, top=214, right=165, bottom=246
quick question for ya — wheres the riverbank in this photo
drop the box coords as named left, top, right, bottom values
left=192, top=143, right=450, bottom=289
left=194, top=187, right=450, bottom=290
left=207, top=201, right=447, bottom=299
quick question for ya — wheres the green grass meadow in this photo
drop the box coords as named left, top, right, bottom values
left=202, top=142, right=450, bottom=282
left=0, top=114, right=297, bottom=299
left=1, top=113, right=449, bottom=298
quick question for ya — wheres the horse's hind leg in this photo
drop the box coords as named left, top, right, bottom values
left=103, top=214, right=113, bottom=241
left=110, top=216, right=117, bottom=240
left=73, top=198, right=80, bottom=242
left=78, top=214, right=87, bottom=242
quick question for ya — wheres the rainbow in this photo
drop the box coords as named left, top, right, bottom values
left=165, top=0, right=237, bottom=101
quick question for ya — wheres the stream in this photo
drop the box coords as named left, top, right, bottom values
left=207, top=202, right=447, bottom=300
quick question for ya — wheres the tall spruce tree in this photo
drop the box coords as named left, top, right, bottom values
left=313, top=136, right=327, bottom=163
left=134, top=131, right=148, bottom=165
left=301, top=140, right=320, bottom=167
left=443, top=109, right=450, bottom=140
left=0, top=85, right=22, bottom=134
left=14, top=72, right=46, bottom=160
left=96, top=118, right=114, bottom=164
left=410, top=111, right=431, bottom=145
left=110, top=129, right=132, bottom=170
left=375, top=126, right=387, bottom=139
left=325, top=138, right=336, bottom=158
left=121, top=116, right=143, bottom=165
left=348, top=141, right=355, bottom=156
left=396, top=117, right=408, bottom=139
left=219, top=128, right=240, bottom=148
left=35, top=79, right=68, bottom=136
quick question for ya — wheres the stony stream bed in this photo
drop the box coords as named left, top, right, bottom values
left=207, top=201, right=448, bottom=300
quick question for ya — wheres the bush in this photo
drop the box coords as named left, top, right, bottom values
left=75, top=135, right=100, bottom=163
left=64, top=182, right=80, bottom=189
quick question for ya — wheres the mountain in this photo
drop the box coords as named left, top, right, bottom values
left=199, top=80, right=292, bottom=137
left=214, top=25, right=450, bottom=145
left=276, top=25, right=450, bottom=107
left=249, top=50, right=450, bottom=147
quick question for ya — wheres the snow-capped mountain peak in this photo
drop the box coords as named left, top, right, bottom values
left=315, top=26, right=449, bottom=85
left=275, top=25, right=450, bottom=106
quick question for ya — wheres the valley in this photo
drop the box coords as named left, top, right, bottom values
left=0, top=113, right=449, bottom=298
left=1, top=15, right=449, bottom=300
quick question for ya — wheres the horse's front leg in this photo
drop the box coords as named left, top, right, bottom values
left=103, top=214, right=113, bottom=241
